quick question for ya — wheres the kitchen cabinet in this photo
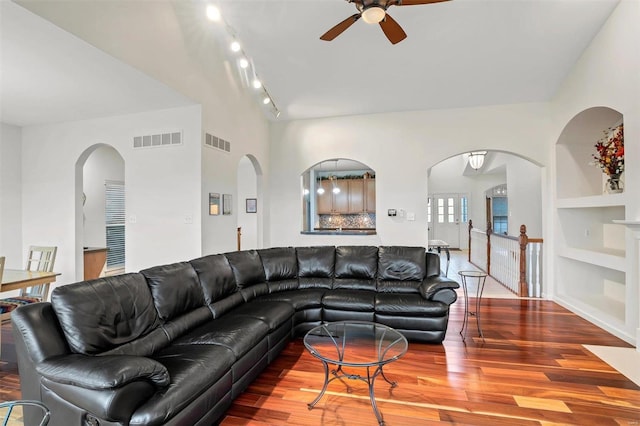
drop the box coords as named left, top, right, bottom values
left=348, top=179, right=364, bottom=212
left=365, top=178, right=376, bottom=212
left=317, top=178, right=376, bottom=214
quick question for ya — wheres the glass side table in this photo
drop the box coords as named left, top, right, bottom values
left=458, top=270, right=488, bottom=342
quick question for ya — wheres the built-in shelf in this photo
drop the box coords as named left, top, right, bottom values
left=554, top=107, right=634, bottom=346
left=557, top=246, right=626, bottom=272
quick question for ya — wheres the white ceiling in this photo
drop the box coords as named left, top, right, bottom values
left=1, top=0, right=621, bottom=125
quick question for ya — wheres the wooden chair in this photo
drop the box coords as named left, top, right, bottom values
left=0, top=246, right=57, bottom=322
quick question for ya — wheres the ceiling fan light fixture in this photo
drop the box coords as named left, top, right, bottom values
left=362, top=6, right=386, bottom=24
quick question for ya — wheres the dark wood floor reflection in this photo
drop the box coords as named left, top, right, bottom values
left=2, top=299, right=639, bottom=425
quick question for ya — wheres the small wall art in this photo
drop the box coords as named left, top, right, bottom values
left=223, top=194, right=232, bottom=215
left=246, top=198, right=257, bottom=213
left=209, top=193, right=220, bottom=215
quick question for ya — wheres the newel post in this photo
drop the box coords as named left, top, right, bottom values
left=468, top=220, right=473, bottom=262
left=237, top=227, right=242, bottom=251
left=519, top=224, right=528, bottom=297
left=486, top=221, right=492, bottom=275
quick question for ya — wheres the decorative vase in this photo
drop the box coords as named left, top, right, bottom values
left=607, top=173, right=623, bottom=193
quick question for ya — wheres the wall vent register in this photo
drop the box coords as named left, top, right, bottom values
left=204, top=132, right=231, bottom=153
left=133, top=131, right=182, bottom=148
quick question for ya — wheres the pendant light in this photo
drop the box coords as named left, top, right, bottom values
left=468, top=151, right=487, bottom=170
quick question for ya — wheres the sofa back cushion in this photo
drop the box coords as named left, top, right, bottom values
left=51, top=273, right=160, bottom=355
left=224, top=250, right=266, bottom=287
left=333, top=246, right=378, bottom=291
left=190, top=254, right=237, bottom=304
left=259, top=247, right=298, bottom=281
left=141, top=262, right=205, bottom=322
left=378, top=246, right=426, bottom=281
left=225, top=250, right=268, bottom=301
left=426, top=251, right=441, bottom=277
left=297, top=246, right=335, bottom=278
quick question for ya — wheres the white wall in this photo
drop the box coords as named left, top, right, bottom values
left=269, top=103, right=552, bottom=248
left=505, top=155, right=543, bottom=237
left=0, top=123, right=23, bottom=268
left=549, top=0, right=640, bottom=345
left=20, top=105, right=202, bottom=295
left=82, top=145, right=124, bottom=248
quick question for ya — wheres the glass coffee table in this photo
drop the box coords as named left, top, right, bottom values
left=303, top=321, right=408, bottom=425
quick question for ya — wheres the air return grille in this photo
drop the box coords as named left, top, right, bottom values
left=133, top=131, right=182, bottom=149
left=204, top=132, right=231, bottom=153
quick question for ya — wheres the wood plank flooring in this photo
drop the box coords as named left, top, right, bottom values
left=2, top=299, right=639, bottom=425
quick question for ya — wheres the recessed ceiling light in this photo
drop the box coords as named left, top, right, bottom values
left=252, top=79, right=262, bottom=89
left=239, top=58, right=249, bottom=69
left=263, top=97, right=271, bottom=105
left=230, top=41, right=241, bottom=52
left=206, top=5, right=221, bottom=22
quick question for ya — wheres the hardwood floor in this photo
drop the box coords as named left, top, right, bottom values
left=2, top=299, right=639, bottom=425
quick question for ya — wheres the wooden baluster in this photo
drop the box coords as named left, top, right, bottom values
left=486, top=221, right=492, bottom=275
left=519, top=224, right=529, bottom=297
left=237, top=227, right=242, bottom=251
left=468, top=220, right=473, bottom=262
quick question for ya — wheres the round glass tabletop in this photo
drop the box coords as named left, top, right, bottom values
left=303, top=321, right=408, bottom=367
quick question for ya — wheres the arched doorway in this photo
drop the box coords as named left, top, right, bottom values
left=237, top=155, right=263, bottom=250
left=75, top=144, right=125, bottom=280
left=428, top=150, right=543, bottom=248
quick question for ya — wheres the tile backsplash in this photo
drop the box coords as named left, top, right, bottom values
left=318, top=213, right=376, bottom=229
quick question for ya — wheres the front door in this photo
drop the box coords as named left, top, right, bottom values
left=428, top=193, right=468, bottom=249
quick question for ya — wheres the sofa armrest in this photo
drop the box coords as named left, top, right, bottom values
left=36, top=354, right=170, bottom=390
left=419, top=277, right=460, bottom=301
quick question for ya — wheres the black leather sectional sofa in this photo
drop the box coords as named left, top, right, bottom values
left=12, top=246, right=459, bottom=426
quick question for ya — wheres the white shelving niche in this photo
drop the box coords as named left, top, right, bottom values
left=555, top=106, right=635, bottom=345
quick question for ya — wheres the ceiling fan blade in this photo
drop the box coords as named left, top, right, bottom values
left=395, top=0, right=451, bottom=5
left=379, top=13, right=407, bottom=44
left=320, top=14, right=361, bottom=41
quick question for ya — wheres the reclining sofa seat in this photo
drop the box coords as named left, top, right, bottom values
left=11, top=245, right=459, bottom=426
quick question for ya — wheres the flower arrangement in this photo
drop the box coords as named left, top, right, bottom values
left=592, top=123, right=624, bottom=176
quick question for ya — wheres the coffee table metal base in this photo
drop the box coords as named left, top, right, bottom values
left=307, top=361, right=396, bottom=426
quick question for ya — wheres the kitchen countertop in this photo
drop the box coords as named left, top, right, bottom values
left=302, top=228, right=377, bottom=235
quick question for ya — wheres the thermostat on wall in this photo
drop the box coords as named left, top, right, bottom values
left=388, top=209, right=397, bottom=216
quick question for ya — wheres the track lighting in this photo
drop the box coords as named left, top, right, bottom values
left=239, top=58, right=249, bottom=69
left=206, top=5, right=221, bottom=22
left=230, top=41, right=241, bottom=52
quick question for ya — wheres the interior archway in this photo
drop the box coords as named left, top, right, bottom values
left=75, top=144, right=125, bottom=281
left=236, top=154, right=264, bottom=250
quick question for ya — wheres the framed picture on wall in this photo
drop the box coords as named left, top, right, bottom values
left=223, top=194, right=232, bottom=215
left=246, top=198, right=257, bottom=213
left=209, top=193, right=220, bottom=215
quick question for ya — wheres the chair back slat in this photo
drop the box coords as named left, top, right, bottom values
left=26, top=246, right=57, bottom=273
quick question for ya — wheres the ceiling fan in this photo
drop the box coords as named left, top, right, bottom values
left=320, top=0, right=451, bottom=45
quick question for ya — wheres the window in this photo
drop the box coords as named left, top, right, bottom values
left=427, top=198, right=432, bottom=224
left=492, top=197, right=508, bottom=235
left=461, top=196, right=468, bottom=223
left=447, top=198, right=455, bottom=223
left=105, top=180, right=125, bottom=271
left=437, top=198, right=444, bottom=223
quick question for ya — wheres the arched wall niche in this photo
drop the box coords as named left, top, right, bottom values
left=556, top=106, right=623, bottom=198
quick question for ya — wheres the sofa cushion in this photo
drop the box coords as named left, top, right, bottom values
left=378, top=246, right=427, bottom=281
left=375, top=293, right=449, bottom=316
left=231, top=300, right=294, bottom=331
left=224, top=250, right=266, bottom=288
left=296, top=246, right=335, bottom=278
left=173, top=314, right=269, bottom=359
left=258, top=247, right=298, bottom=282
left=189, top=254, right=237, bottom=304
left=51, top=273, right=160, bottom=355
left=132, top=344, right=235, bottom=426
left=322, top=290, right=376, bottom=312
left=335, top=246, right=378, bottom=279
left=141, top=262, right=205, bottom=322
left=257, top=288, right=326, bottom=311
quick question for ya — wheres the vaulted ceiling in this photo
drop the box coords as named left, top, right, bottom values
left=1, top=0, right=620, bottom=125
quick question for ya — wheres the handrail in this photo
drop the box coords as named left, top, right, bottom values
left=469, top=221, right=543, bottom=297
